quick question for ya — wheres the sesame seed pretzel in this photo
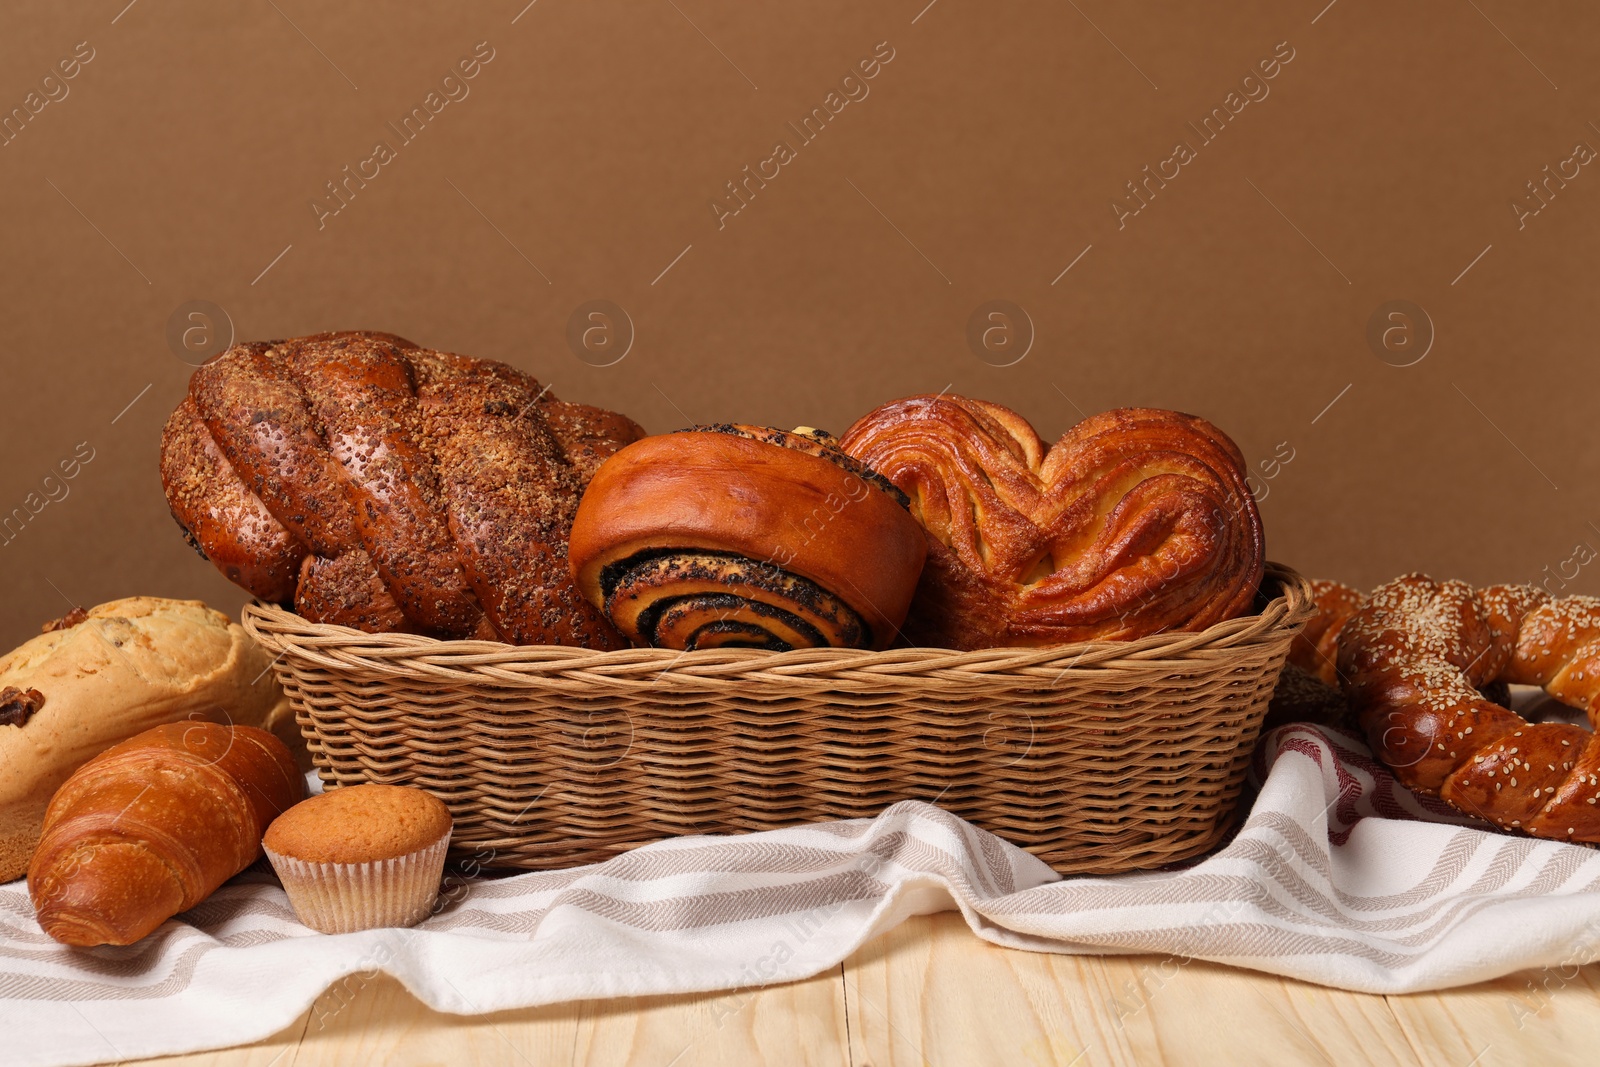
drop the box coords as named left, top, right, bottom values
left=1338, top=574, right=1600, bottom=842
left=1286, top=578, right=1366, bottom=687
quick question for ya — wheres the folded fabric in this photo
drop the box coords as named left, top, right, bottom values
left=2, top=723, right=1598, bottom=1067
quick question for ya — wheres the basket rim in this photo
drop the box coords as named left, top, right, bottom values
left=241, top=561, right=1315, bottom=685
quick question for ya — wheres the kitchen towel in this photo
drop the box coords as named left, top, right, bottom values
left=4, top=722, right=1599, bottom=1067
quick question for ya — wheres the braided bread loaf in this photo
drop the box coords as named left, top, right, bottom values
left=838, top=396, right=1265, bottom=649
left=1287, top=579, right=1365, bottom=686
left=160, top=331, right=643, bottom=647
left=1338, top=574, right=1600, bottom=842
left=1264, top=579, right=1364, bottom=730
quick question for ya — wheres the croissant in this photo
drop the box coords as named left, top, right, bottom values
left=28, top=722, right=303, bottom=946
left=1338, top=574, right=1600, bottom=842
left=160, top=331, right=643, bottom=647
left=839, top=397, right=1265, bottom=649
left=568, top=426, right=927, bottom=650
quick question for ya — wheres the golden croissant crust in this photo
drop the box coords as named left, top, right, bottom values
left=839, top=396, right=1266, bottom=649
left=29, top=723, right=303, bottom=946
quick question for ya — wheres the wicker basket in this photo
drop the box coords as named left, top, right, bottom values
left=242, top=563, right=1314, bottom=875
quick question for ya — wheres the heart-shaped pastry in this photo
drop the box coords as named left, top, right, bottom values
left=839, top=396, right=1265, bottom=649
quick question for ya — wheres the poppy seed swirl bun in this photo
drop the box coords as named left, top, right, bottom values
left=567, top=426, right=927, bottom=651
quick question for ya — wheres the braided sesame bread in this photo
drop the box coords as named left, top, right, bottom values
left=161, top=331, right=644, bottom=647
left=1287, top=579, right=1365, bottom=687
left=1338, top=574, right=1600, bottom=842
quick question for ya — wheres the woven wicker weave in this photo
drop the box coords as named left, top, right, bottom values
left=242, top=562, right=1314, bottom=875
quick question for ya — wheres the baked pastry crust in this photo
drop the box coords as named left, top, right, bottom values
left=568, top=426, right=927, bottom=651
left=1338, top=574, right=1600, bottom=842
left=264, top=783, right=451, bottom=865
left=1285, top=578, right=1365, bottom=686
left=161, top=331, right=642, bottom=646
left=29, top=722, right=301, bottom=945
left=839, top=396, right=1265, bottom=649
left=0, top=597, right=295, bottom=883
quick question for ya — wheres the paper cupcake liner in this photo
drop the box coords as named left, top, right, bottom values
left=263, top=831, right=450, bottom=934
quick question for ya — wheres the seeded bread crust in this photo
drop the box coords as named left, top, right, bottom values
left=163, top=331, right=645, bottom=646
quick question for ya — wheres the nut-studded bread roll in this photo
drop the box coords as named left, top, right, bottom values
left=0, top=598, right=296, bottom=882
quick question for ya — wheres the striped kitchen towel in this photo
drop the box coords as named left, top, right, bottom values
left=3, top=722, right=1599, bottom=1067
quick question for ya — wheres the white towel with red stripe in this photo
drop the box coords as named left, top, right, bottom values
left=3, top=722, right=1599, bottom=1067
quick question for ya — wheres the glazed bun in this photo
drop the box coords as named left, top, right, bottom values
left=568, top=426, right=926, bottom=651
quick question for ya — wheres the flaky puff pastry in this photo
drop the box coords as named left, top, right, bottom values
left=839, top=397, right=1265, bottom=649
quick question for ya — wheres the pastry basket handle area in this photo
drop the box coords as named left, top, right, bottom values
left=241, top=562, right=1316, bottom=687
left=240, top=562, right=1315, bottom=875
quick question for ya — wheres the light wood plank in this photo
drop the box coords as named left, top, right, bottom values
left=130, top=1010, right=309, bottom=1066
left=121, top=913, right=1600, bottom=1067
left=1385, top=961, right=1600, bottom=1066
left=568, top=972, right=849, bottom=1067
left=1123, top=959, right=1422, bottom=1067
left=842, top=912, right=1105, bottom=1066
left=134, top=966, right=850, bottom=1067
left=842, top=912, right=1420, bottom=1067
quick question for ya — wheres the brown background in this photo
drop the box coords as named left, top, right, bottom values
left=1, top=0, right=1596, bottom=652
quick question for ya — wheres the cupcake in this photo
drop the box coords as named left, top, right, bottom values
left=262, top=784, right=452, bottom=934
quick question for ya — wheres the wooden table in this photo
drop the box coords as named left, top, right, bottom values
left=142, top=912, right=1600, bottom=1066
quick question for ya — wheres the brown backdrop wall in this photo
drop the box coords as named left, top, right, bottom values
left=1, top=0, right=1596, bottom=652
